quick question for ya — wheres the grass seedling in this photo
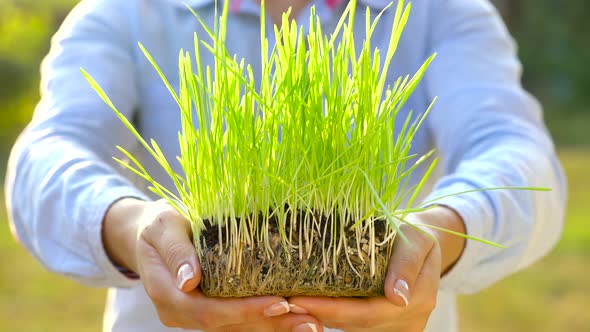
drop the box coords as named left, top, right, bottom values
left=82, top=0, right=549, bottom=297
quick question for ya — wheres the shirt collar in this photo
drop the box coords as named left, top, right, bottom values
left=168, top=0, right=392, bottom=11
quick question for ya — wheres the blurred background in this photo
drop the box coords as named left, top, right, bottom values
left=0, top=0, right=588, bottom=331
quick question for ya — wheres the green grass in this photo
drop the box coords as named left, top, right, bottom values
left=1, top=149, right=588, bottom=331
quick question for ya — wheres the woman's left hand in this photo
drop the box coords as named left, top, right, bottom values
left=288, top=207, right=465, bottom=332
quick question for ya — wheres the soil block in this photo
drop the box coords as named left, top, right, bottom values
left=198, top=210, right=394, bottom=297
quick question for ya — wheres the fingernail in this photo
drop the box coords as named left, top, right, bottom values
left=264, top=301, right=290, bottom=317
left=289, top=303, right=309, bottom=314
left=293, top=322, right=318, bottom=332
left=177, top=263, right=194, bottom=290
left=393, top=279, right=410, bottom=307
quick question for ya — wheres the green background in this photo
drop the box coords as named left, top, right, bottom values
left=1, top=1, right=588, bottom=331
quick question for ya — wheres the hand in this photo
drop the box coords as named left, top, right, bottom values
left=288, top=206, right=466, bottom=332
left=103, top=198, right=322, bottom=332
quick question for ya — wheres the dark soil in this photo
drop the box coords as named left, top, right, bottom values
left=198, top=209, right=393, bottom=297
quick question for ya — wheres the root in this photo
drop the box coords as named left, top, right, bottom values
left=198, top=211, right=394, bottom=298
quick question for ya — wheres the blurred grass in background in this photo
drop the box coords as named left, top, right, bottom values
left=1, top=0, right=588, bottom=331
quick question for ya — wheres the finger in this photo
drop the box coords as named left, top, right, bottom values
left=393, top=247, right=442, bottom=332
left=274, top=313, right=322, bottom=332
left=412, top=243, right=442, bottom=308
left=384, top=218, right=436, bottom=307
left=140, top=202, right=201, bottom=292
left=216, top=313, right=323, bottom=332
left=137, top=237, right=294, bottom=329
left=183, top=294, right=295, bottom=329
left=136, top=237, right=192, bottom=327
left=289, top=296, right=391, bottom=330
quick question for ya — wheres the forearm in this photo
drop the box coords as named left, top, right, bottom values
left=102, top=197, right=145, bottom=274
left=412, top=206, right=466, bottom=276
left=5, top=133, right=147, bottom=287
left=424, top=131, right=565, bottom=293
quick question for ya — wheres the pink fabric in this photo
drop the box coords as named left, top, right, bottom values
left=325, top=0, right=344, bottom=9
left=230, top=0, right=241, bottom=12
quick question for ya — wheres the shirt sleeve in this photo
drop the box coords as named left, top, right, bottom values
left=4, top=0, right=148, bottom=288
left=423, top=0, right=567, bottom=294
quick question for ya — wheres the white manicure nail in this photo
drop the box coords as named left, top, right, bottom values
left=177, top=264, right=194, bottom=290
left=394, top=279, right=410, bottom=307
left=394, top=288, right=409, bottom=307
left=306, top=323, right=318, bottom=332
left=264, top=301, right=291, bottom=317
left=289, top=303, right=309, bottom=314
left=398, top=279, right=409, bottom=291
left=281, top=301, right=290, bottom=312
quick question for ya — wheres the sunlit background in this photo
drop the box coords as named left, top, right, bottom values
left=1, top=1, right=588, bottom=331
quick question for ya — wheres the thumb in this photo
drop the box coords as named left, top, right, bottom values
left=384, top=218, right=435, bottom=307
left=141, top=204, right=201, bottom=292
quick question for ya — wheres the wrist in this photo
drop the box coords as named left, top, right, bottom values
left=102, top=197, right=146, bottom=274
left=413, top=206, right=466, bottom=275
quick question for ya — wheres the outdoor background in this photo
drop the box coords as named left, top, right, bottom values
left=1, top=0, right=588, bottom=331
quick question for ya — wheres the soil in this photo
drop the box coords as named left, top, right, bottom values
left=198, top=209, right=393, bottom=298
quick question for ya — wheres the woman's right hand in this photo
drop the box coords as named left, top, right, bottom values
left=103, top=198, right=321, bottom=332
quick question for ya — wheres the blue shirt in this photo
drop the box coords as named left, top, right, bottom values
left=5, top=0, right=567, bottom=331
